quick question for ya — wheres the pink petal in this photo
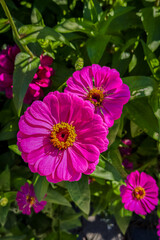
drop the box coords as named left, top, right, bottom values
left=43, top=92, right=60, bottom=123
left=29, top=100, right=56, bottom=124
left=19, top=115, right=51, bottom=136
left=68, top=147, right=88, bottom=173
left=73, top=142, right=100, bottom=163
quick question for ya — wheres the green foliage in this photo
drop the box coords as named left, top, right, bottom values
left=13, top=53, right=40, bottom=116
left=34, top=175, right=49, bottom=201
left=66, top=175, right=90, bottom=214
left=0, top=18, right=10, bottom=33
left=0, top=0, right=160, bottom=238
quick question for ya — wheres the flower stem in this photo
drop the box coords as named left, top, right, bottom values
left=0, top=0, right=34, bottom=58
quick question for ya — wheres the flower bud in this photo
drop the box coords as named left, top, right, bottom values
left=0, top=197, right=8, bottom=207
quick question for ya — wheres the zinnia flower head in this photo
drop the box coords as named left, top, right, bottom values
left=17, top=91, right=109, bottom=183
left=157, top=219, right=160, bottom=239
left=0, top=45, right=54, bottom=104
left=120, top=171, right=159, bottom=215
left=16, top=182, right=47, bottom=215
left=64, top=64, right=130, bottom=127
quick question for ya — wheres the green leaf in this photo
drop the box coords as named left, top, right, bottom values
left=34, top=175, right=49, bottom=202
left=0, top=204, right=10, bottom=226
left=0, top=166, right=10, bottom=191
left=123, top=76, right=155, bottom=100
left=141, top=7, right=160, bottom=51
left=149, top=85, right=160, bottom=141
left=0, top=236, right=26, bottom=240
left=8, top=145, right=21, bottom=156
left=54, top=18, right=95, bottom=36
left=106, top=10, right=141, bottom=33
left=31, top=8, right=44, bottom=26
left=60, top=232, right=77, bottom=240
left=109, top=149, right=128, bottom=179
left=111, top=199, right=132, bottom=235
left=141, top=40, right=160, bottom=80
left=86, top=35, right=110, bottom=63
left=0, top=18, right=10, bottom=33
left=59, top=206, right=82, bottom=231
left=98, top=6, right=135, bottom=35
left=112, top=50, right=131, bottom=76
left=83, top=0, right=102, bottom=23
left=4, top=192, right=17, bottom=203
left=13, top=52, right=40, bottom=116
left=0, top=121, right=18, bottom=141
left=45, top=188, right=71, bottom=207
left=19, top=25, right=74, bottom=48
left=125, top=97, right=159, bottom=140
left=130, top=121, right=143, bottom=138
left=107, top=119, right=120, bottom=146
left=91, top=161, right=122, bottom=181
left=66, top=175, right=90, bottom=214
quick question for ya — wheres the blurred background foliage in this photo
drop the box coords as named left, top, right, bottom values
left=0, top=0, right=160, bottom=239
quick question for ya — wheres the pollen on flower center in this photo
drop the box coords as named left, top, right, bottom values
left=26, top=195, right=35, bottom=206
left=87, top=88, right=104, bottom=106
left=132, top=186, right=146, bottom=200
left=50, top=122, right=77, bottom=150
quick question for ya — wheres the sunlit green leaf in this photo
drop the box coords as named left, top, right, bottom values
left=34, top=176, right=49, bottom=202
left=45, top=188, right=71, bottom=207
left=13, top=52, right=40, bottom=116
left=66, top=175, right=90, bottom=214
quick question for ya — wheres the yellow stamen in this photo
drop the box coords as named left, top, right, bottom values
left=132, top=186, right=146, bottom=200
left=50, top=122, right=77, bottom=150
left=87, top=88, right=104, bottom=106
left=26, top=195, right=35, bottom=206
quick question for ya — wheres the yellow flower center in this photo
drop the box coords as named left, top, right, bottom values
left=50, top=122, right=77, bottom=150
left=26, top=195, right=35, bottom=206
left=87, top=88, right=104, bottom=106
left=132, top=186, right=146, bottom=200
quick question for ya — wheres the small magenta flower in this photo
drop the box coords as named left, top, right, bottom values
left=120, top=171, right=159, bottom=215
left=0, top=45, right=54, bottom=104
left=16, top=182, right=47, bottom=215
left=119, top=139, right=132, bottom=157
left=122, top=158, right=133, bottom=170
left=157, top=219, right=160, bottom=239
left=17, top=91, right=109, bottom=183
left=64, top=64, right=130, bottom=127
left=119, top=139, right=133, bottom=170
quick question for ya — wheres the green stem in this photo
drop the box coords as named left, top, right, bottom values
left=0, top=0, right=34, bottom=58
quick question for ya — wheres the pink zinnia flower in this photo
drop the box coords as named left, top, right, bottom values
left=64, top=64, right=130, bottom=127
left=0, top=45, right=54, bottom=104
left=17, top=91, right=109, bottom=183
left=157, top=219, right=160, bottom=239
left=16, top=182, right=47, bottom=215
left=120, top=171, right=159, bottom=215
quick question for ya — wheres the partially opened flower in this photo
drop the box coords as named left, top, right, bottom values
left=119, top=139, right=132, bottom=156
left=122, top=158, right=133, bottom=170
left=120, top=171, right=159, bottom=215
left=119, top=139, right=133, bottom=170
left=0, top=45, right=54, bottom=104
left=17, top=91, right=109, bottom=183
left=64, top=64, right=130, bottom=127
left=16, top=182, right=47, bottom=215
left=157, top=219, right=160, bottom=239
